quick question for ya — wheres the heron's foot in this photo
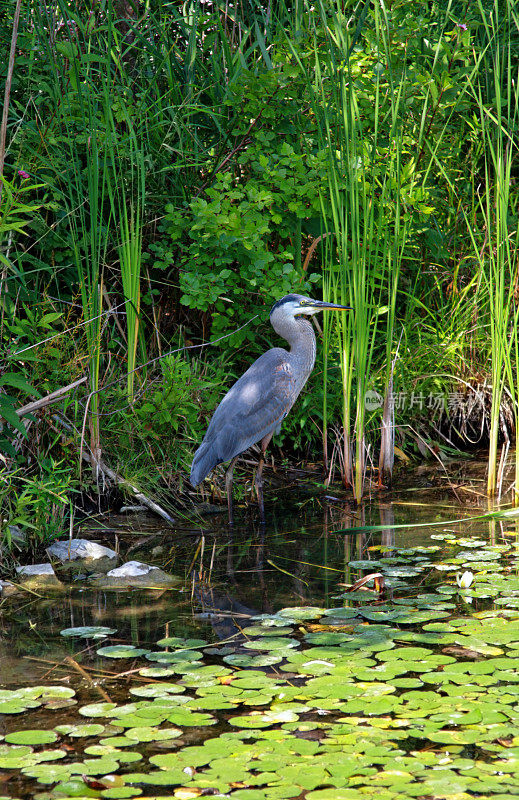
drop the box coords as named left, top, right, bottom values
left=255, top=479, right=266, bottom=524
left=226, top=493, right=235, bottom=526
left=256, top=488, right=266, bottom=524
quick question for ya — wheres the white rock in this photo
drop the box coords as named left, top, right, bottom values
left=16, top=563, right=56, bottom=576
left=106, top=561, right=156, bottom=577
left=47, top=539, right=117, bottom=562
left=0, top=579, right=17, bottom=596
left=89, top=560, right=180, bottom=589
left=15, top=563, right=63, bottom=590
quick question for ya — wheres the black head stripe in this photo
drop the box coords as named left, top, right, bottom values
left=270, top=294, right=302, bottom=315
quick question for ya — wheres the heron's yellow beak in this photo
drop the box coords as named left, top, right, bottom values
left=298, top=300, right=352, bottom=315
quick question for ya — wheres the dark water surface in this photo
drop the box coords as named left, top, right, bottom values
left=2, top=477, right=519, bottom=800
left=0, top=483, right=505, bottom=688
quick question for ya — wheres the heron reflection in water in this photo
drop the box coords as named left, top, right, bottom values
left=190, top=294, right=351, bottom=523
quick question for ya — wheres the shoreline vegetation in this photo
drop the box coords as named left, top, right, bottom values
left=0, top=0, right=518, bottom=554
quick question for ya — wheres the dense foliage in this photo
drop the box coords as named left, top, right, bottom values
left=0, top=0, right=518, bottom=543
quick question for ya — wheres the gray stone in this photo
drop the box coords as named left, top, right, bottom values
left=0, top=579, right=17, bottom=597
left=89, top=560, right=180, bottom=590
left=0, top=525, right=26, bottom=556
left=46, top=538, right=118, bottom=574
left=8, top=525, right=26, bottom=545
left=17, top=563, right=56, bottom=575
left=15, top=563, right=63, bottom=590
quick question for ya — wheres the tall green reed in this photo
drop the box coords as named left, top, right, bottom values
left=307, top=2, right=410, bottom=500
left=293, top=0, right=478, bottom=499
left=27, top=0, right=120, bottom=470
left=419, top=0, right=519, bottom=499
left=106, top=116, right=146, bottom=405
left=464, top=0, right=519, bottom=498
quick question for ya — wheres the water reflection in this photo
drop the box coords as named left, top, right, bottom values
left=0, top=490, right=507, bottom=689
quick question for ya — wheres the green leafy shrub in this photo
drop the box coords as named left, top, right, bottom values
left=0, top=461, right=74, bottom=551
left=102, top=353, right=231, bottom=482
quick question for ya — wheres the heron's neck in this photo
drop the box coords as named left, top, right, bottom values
left=271, top=314, right=316, bottom=371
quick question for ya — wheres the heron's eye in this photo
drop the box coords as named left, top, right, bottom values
left=299, top=300, right=307, bottom=306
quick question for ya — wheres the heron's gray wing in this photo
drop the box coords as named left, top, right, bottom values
left=196, top=349, right=297, bottom=472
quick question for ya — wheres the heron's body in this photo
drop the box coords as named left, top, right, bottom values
left=190, top=294, right=350, bottom=522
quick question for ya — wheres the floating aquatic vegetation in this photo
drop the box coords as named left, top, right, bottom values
left=2, top=532, right=519, bottom=798
left=60, top=626, right=117, bottom=639
left=0, top=686, right=75, bottom=715
left=96, top=645, right=150, bottom=659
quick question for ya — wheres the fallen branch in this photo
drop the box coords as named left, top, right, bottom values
left=81, top=450, right=175, bottom=525
left=25, top=656, right=157, bottom=683
left=27, top=655, right=115, bottom=679
left=53, top=412, right=175, bottom=524
left=64, top=656, right=113, bottom=702
left=16, top=377, right=87, bottom=416
left=19, top=397, right=176, bottom=527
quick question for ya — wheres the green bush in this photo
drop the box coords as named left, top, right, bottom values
left=0, top=461, right=74, bottom=552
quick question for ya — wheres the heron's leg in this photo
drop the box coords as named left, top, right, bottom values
left=225, top=457, right=239, bottom=526
left=255, top=433, right=273, bottom=524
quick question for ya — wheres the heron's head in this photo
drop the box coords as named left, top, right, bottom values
left=270, top=294, right=352, bottom=319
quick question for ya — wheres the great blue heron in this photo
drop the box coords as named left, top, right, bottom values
left=190, top=294, right=351, bottom=522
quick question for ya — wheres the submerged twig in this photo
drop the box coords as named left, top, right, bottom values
left=26, top=655, right=160, bottom=684
left=27, top=656, right=113, bottom=679
left=64, top=656, right=113, bottom=702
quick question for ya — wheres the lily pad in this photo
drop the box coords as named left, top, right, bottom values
left=156, top=637, right=208, bottom=648
left=276, top=607, right=325, bottom=620
left=223, top=654, right=283, bottom=667
left=61, top=626, right=117, bottom=639
left=5, top=730, right=58, bottom=746
left=96, top=645, right=150, bottom=659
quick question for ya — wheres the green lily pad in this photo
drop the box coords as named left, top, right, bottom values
left=5, top=730, right=58, bottom=745
left=321, top=606, right=360, bottom=618
left=305, top=632, right=353, bottom=645
left=79, top=703, right=118, bottom=717
left=241, top=625, right=295, bottom=637
left=223, top=654, right=283, bottom=667
left=124, top=726, right=182, bottom=742
left=244, top=637, right=299, bottom=651
left=155, top=637, right=208, bottom=648
left=426, top=729, right=484, bottom=744
left=138, top=666, right=178, bottom=678
left=166, top=709, right=217, bottom=726
left=61, top=626, right=116, bottom=638
left=96, top=645, right=150, bottom=659
left=276, top=607, right=325, bottom=620
left=101, top=788, right=141, bottom=798
left=55, top=724, right=106, bottom=737
left=229, top=709, right=299, bottom=727
left=145, top=650, right=203, bottom=663
left=129, top=683, right=186, bottom=698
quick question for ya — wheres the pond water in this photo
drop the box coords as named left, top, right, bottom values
left=1, top=479, right=519, bottom=800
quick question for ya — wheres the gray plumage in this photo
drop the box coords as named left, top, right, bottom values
left=190, top=293, right=351, bottom=521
